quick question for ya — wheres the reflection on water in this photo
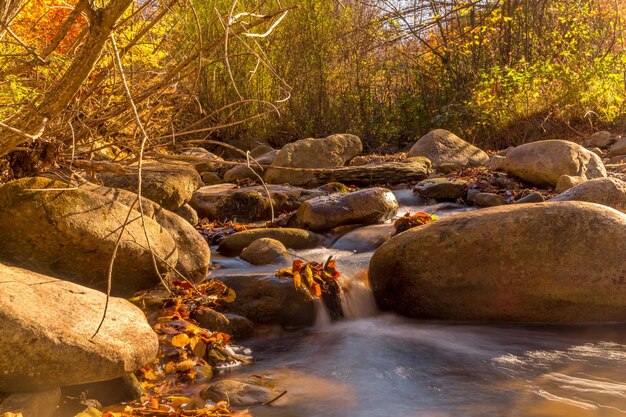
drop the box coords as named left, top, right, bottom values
left=216, top=317, right=626, bottom=417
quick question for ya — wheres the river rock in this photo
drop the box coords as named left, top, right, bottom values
left=0, top=388, right=60, bottom=417
left=555, top=174, right=585, bottom=193
left=586, top=131, right=620, bottom=148
left=215, top=274, right=316, bottom=327
left=173, top=203, right=199, bottom=226
left=609, top=155, right=626, bottom=164
left=293, top=188, right=399, bottom=232
left=414, top=178, right=468, bottom=200
left=473, top=192, right=504, bottom=207
left=201, top=172, right=222, bottom=185
left=217, top=228, right=323, bottom=256
left=192, top=309, right=254, bottom=339
left=0, top=263, right=158, bottom=391
left=0, top=177, right=178, bottom=296
left=201, top=378, right=277, bottom=407
left=223, top=150, right=278, bottom=183
left=609, top=137, right=626, bottom=158
left=182, top=147, right=224, bottom=173
left=550, top=177, right=626, bottom=213
left=264, top=134, right=363, bottom=185
left=240, top=238, right=290, bottom=265
left=96, top=161, right=203, bottom=211
left=492, top=140, right=606, bottom=187
left=369, top=202, right=626, bottom=322
left=516, top=192, right=545, bottom=204
left=331, top=224, right=395, bottom=253
left=407, top=129, right=489, bottom=171
left=81, top=184, right=210, bottom=282
left=189, top=184, right=324, bottom=222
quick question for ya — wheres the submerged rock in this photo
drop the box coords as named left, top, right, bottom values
left=369, top=202, right=626, bottom=323
left=201, top=378, right=277, bottom=407
left=215, top=274, right=316, bottom=327
left=550, top=177, right=626, bottom=213
left=492, top=140, right=606, bottom=187
left=0, top=177, right=178, bottom=296
left=0, top=388, right=60, bottom=417
left=217, top=228, right=323, bottom=256
left=293, top=188, right=399, bottom=232
left=96, top=161, right=203, bottom=211
left=264, top=134, right=363, bottom=186
left=0, top=263, right=158, bottom=391
left=407, top=129, right=489, bottom=171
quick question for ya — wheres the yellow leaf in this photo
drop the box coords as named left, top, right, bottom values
left=303, top=265, right=314, bottom=287
left=171, top=333, right=191, bottom=347
left=293, top=271, right=302, bottom=288
left=222, top=288, right=236, bottom=303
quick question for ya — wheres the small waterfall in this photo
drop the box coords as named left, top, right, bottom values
left=315, top=298, right=332, bottom=327
left=338, top=267, right=378, bottom=320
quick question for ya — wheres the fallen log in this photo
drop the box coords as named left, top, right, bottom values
left=313, top=162, right=429, bottom=186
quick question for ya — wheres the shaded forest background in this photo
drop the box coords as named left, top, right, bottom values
left=1, top=0, right=625, bottom=179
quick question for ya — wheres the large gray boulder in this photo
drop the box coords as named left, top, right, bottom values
left=493, top=140, right=606, bottom=187
left=264, top=134, right=363, bottom=185
left=84, top=184, right=210, bottom=281
left=96, top=161, right=203, bottom=211
left=293, top=188, right=398, bottom=232
left=407, top=129, right=489, bottom=171
left=550, top=177, right=626, bottom=213
left=0, top=263, right=158, bottom=391
left=369, top=202, right=626, bottom=323
left=0, top=177, right=178, bottom=296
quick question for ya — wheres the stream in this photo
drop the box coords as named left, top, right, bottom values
left=208, top=197, right=626, bottom=417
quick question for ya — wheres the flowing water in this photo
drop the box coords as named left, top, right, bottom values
left=208, top=202, right=626, bottom=417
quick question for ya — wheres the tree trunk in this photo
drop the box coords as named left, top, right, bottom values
left=0, top=0, right=134, bottom=157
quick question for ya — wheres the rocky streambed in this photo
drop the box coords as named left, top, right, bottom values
left=0, top=130, right=625, bottom=417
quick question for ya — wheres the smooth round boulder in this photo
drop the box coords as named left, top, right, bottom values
left=173, top=203, right=199, bottom=226
left=369, top=202, right=626, bottom=323
left=0, top=263, right=158, bottom=391
left=493, top=140, right=606, bottom=187
left=550, top=177, right=626, bottom=213
left=240, top=238, right=290, bottom=265
left=264, top=134, right=363, bottom=186
left=96, top=161, right=203, bottom=211
left=293, top=188, right=399, bottom=232
left=407, top=129, right=489, bottom=171
left=217, top=228, right=323, bottom=256
left=83, top=184, right=210, bottom=281
left=0, top=177, right=178, bottom=296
